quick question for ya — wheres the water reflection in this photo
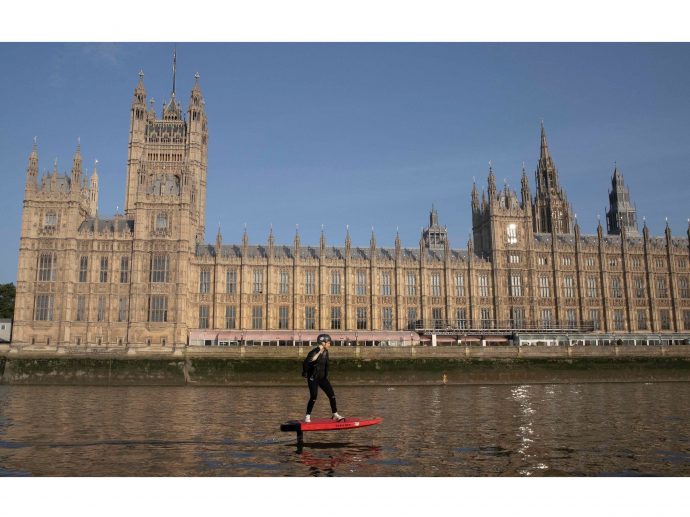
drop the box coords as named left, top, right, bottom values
left=0, top=381, right=689, bottom=476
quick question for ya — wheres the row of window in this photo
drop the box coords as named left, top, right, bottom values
left=32, top=293, right=690, bottom=332
left=510, top=254, right=689, bottom=270
left=34, top=252, right=690, bottom=302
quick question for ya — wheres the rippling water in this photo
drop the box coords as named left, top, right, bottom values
left=1, top=381, right=689, bottom=476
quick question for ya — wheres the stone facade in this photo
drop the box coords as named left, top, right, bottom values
left=11, top=67, right=690, bottom=348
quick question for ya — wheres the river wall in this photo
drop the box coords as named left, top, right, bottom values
left=2, top=345, right=690, bottom=386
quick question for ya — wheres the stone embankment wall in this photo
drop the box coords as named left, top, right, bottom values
left=2, top=344, right=690, bottom=386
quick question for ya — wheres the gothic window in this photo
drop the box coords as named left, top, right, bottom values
left=611, top=277, right=623, bottom=298
left=200, top=269, right=211, bottom=293
left=225, top=306, right=236, bottom=329
left=331, top=307, right=342, bottom=330
left=148, top=295, right=168, bottom=322
left=566, top=309, right=577, bottom=329
left=455, top=273, right=465, bottom=297
left=562, top=256, right=572, bottom=266
left=331, top=270, right=341, bottom=295
left=44, top=211, right=57, bottom=230
left=407, top=308, right=418, bottom=330
left=118, top=297, right=128, bottom=323
left=541, top=309, right=553, bottom=328
left=305, top=270, right=315, bottom=295
left=79, top=256, right=88, bottom=283
left=637, top=310, right=647, bottom=331
left=279, top=271, right=289, bottom=294
left=406, top=272, right=416, bottom=296
left=432, top=308, right=443, bottom=329
left=97, top=296, right=107, bottom=322
left=586, top=257, right=595, bottom=267
left=252, top=269, right=263, bottom=294
left=587, top=277, right=598, bottom=298
left=99, top=257, right=109, bottom=283
left=538, top=256, right=548, bottom=266
left=199, top=305, right=210, bottom=329
left=431, top=273, right=441, bottom=297
left=120, top=256, right=130, bottom=283
left=634, top=276, right=645, bottom=298
left=539, top=276, right=551, bottom=298
left=34, top=294, right=54, bottom=321
left=382, top=307, right=393, bottom=330
left=155, top=212, right=168, bottom=231
left=684, top=311, right=690, bottom=331
left=660, top=309, right=671, bottom=330
left=632, top=257, right=641, bottom=269
left=479, top=275, right=490, bottom=297
left=680, top=277, right=689, bottom=299
left=356, top=307, right=367, bottom=330
left=512, top=307, right=525, bottom=329
left=380, top=271, right=392, bottom=296
left=590, top=309, right=600, bottom=330
left=456, top=308, right=468, bottom=329
left=613, top=309, right=625, bottom=331
left=509, top=254, right=520, bottom=264
left=356, top=271, right=367, bottom=296
left=37, top=253, right=56, bottom=282
left=305, top=307, right=316, bottom=330
left=655, top=257, right=665, bottom=268
left=75, top=295, right=86, bottom=322
left=510, top=274, right=522, bottom=297
left=151, top=254, right=170, bottom=283
left=563, top=276, right=575, bottom=299
left=279, top=306, right=289, bottom=329
left=480, top=308, right=492, bottom=329
left=226, top=270, right=237, bottom=294
left=506, top=224, right=518, bottom=245
left=656, top=276, right=668, bottom=298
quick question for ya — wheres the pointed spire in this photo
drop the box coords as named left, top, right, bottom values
left=215, top=223, right=223, bottom=251
left=540, top=120, right=551, bottom=163
left=293, top=224, right=301, bottom=251
left=370, top=226, right=377, bottom=249
left=487, top=162, right=496, bottom=199
left=471, top=180, right=479, bottom=211
left=345, top=224, right=352, bottom=252
left=395, top=227, right=401, bottom=250
left=26, top=138, right=39, bottom=188
left=320, top=224, right=326, bottom=250
left=268, top=224, right=275, bottom=248
left=242, top=224, right=249, bottom=250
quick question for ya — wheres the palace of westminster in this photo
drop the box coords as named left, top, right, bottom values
left=11, top=65, right=690, bottom=348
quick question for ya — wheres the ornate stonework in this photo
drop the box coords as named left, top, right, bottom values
left=11, top=65, right=690, bottom=348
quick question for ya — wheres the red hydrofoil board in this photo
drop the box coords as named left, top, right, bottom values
left=281, top=417, right=382, bottom=433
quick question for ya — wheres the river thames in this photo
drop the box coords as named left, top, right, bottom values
left=1, top=379, right=690, bottom=477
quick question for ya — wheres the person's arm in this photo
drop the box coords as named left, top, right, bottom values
left=308, top=345, right=324, bottom=362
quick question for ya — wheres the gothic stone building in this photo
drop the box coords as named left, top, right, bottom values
left=12, top=70, right=690, bottom=349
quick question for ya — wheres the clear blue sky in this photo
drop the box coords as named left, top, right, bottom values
left=1, top=43, right=689, bottom=284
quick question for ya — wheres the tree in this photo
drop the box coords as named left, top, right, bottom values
left=0, top=283, right=16, bottom=319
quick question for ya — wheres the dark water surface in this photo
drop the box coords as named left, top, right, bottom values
left=1, top=381, right=689, bottom=476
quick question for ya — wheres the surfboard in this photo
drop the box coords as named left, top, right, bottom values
left=281, top=417, right=382, bottom=433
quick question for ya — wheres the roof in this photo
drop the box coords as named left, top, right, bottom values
left=78, top=217, right=135, bottom=234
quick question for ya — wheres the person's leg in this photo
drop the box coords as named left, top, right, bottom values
left=306, top=378, right=319, bottom=416
left=319, top=378, right=338, bottom=414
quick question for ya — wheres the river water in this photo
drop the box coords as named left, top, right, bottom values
left=1, top=381, right=689, bottom=476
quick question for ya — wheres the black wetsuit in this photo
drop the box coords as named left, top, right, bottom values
left=303, top=346, right=338, bottom=415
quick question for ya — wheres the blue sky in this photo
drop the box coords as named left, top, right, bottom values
left=1, top=43, right=689, bottom=284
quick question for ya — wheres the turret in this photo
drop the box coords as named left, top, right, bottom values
left=25, top=139, right=38, bottom=190
left=487, top=164, right=496, bottom=201
left=89, top=160, right=99, bottom=217
left=520, top=164, right=531, bottom=209
left=71, top=139, right=83, bottom=192
left=471, top=181, right=479, bottom=212
left=345, top=225, right=351, bottom=257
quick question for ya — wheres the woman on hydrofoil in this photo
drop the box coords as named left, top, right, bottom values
left=302, top=333, right=345, bottom=423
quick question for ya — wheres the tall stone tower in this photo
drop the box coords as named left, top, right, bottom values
left=605, top=164, right=639, bottom=236
left=532, top=122, right=574, bottom=234
left=123, top=65, right=208, bottom=246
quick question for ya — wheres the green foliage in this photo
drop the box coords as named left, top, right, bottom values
left=0, top=283, right=16, bottom=319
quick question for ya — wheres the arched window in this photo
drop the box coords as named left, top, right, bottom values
left=155, top=212, right=168, bottom=231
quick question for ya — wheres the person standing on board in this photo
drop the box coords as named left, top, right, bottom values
left=302, top=334, right=345, bottom=423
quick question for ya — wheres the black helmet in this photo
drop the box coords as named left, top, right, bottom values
left=317, top=333, right=332, bottom=344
